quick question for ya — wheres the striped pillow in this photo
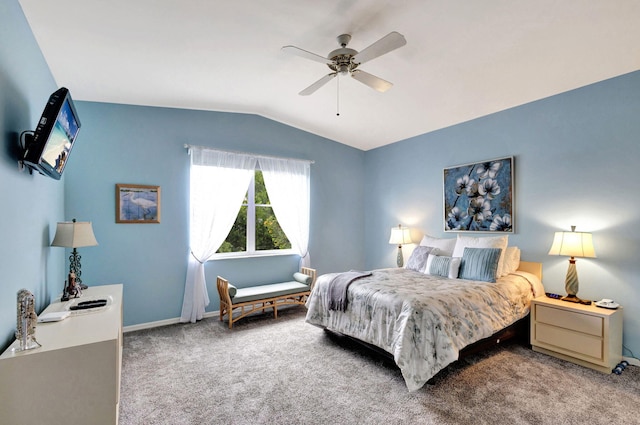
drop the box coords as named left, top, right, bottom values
left=425, top=254, right=461, bottom=278
left=458, top=247, right=502, bottom=282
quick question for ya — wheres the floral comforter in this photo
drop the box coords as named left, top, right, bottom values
left=305, top=268, right=542, bottom=391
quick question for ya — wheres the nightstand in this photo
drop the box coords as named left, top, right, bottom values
left=530, top=296, right=623, bottom=373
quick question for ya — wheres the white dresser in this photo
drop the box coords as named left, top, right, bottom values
left=0, top=284, right=123, bottom=425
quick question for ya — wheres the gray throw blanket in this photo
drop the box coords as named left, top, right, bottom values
left=327, top=271, right=372, bottom=312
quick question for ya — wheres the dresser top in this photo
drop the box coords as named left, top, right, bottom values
left=1, top=284, right=123, bottom=359
left=533, top=296, right=621, bottom=317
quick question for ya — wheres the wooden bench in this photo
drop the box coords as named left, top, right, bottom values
left=216, top=267, right=317, bottom=329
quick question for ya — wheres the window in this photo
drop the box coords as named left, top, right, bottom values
left=182, top=146, right=310, bottom=323
left=216, top=170, right=292, bottom=255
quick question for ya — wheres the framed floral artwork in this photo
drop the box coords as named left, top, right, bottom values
left=116, top=184, right=160, bottom=223
left=443, top=157, right=513, bottom=232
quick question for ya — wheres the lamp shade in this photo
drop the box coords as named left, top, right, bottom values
left=548, top=228, right=596, bottom=258
left=389, top=225, right=412, bottom=245
left=51, top=221, right=98, bottom=248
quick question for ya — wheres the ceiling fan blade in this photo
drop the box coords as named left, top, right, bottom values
left=299, top=73, right=337, bottom=96
left=281, top=45, right=329, bottom=64
left=352, top=31, right=407, bottom=65
left=351, top=70, right=393, bottom=92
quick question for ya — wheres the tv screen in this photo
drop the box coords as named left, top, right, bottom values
left=23, top=87, right=81, bottom=180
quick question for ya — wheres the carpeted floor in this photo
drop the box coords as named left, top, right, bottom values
left=120, top=308, right=640, bottom=425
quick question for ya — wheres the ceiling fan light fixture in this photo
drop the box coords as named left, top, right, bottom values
left=328, top=47, right=357, bottom=59
left=282, top=31, right=406, bottom=96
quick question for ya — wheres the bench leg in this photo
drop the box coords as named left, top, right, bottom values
left=265, top=300, right=277, bottom=319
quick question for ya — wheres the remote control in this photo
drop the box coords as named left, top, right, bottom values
left=77, top=299, right=107, bottom=306
left=70, top=300, right=107, bottom=310
left=545, top=292, right=561, bottom=299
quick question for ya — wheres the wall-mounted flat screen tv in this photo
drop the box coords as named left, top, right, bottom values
left=23, top=87, right=81, bottom=180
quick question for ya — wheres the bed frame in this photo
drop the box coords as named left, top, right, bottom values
left=324, top=261, right=543, bottom=366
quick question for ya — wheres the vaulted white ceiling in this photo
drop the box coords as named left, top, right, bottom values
left=18, top=0, right=640, bottom=151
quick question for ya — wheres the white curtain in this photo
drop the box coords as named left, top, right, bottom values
left=259, top=157, right=311, bottom=268
left=180, top=148, right=257, bottom=323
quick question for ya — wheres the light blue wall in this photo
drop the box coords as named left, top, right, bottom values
left=2, top=0, right=638, bottom=361
left=364, top=71, right=640, bottom=358
left=64, top=102, right=365, bottom=326
left=0, top=0, right=65, bottom=350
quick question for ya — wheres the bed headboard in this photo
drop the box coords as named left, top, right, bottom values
left=517, top=261, right=542, bottom=280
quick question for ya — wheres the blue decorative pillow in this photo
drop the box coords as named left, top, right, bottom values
left=405, top=246, right=434, bottom=272
left=458, top=247, right=502, bottom=282
left=425, top=254, right=461, bottom=278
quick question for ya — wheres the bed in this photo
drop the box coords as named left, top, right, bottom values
left=305, top=236, right=544, bottom=391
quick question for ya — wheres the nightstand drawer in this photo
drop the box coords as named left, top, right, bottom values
left=535, top=304, right=603, bottom=337
left=535, top=323, right=603, bottom=359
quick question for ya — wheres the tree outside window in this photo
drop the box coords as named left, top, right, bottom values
left=217, top=170, right=291, bottom=253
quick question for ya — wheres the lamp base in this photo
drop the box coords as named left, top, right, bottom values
left=396, top=245, right=404, bottom=268
left=561, top=294, right=592, bottom=305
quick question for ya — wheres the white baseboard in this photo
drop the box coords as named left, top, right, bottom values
left=123, top=310, right=219, bottom=333
left=622, top=356, right=640, bottom=367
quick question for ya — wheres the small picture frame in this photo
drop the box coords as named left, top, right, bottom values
left=116, top=184, right=160, bottom=224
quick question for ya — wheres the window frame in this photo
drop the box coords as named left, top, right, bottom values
left=211, top=170, right=295, bottom=260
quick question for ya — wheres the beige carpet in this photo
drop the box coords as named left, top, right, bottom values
left=120, top=308, right=640, bottom=425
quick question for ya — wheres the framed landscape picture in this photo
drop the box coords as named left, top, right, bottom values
left=116, top=184, right=160, bottom=224
left=443, top=156, right=513, bottom=232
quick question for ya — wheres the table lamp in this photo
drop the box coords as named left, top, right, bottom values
left=51, top=218, right=98, bottom=289
left=389, top=224, right=412, bottom=267
left=548, top=225, right=596, bottom=303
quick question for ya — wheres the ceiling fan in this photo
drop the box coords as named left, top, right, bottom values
left=282, top=32, right=407, bottom=96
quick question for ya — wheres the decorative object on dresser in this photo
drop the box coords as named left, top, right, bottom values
left=61, top=271, right=81, bottom=301
left=548, top=225, right=596, bottom=304
left=443, top=156, right=514, bottom=232
left=388, top=224, right=412, bottom=267
left=14, top=289, right=40, bottom=352
left=51, top=218, right=98, bottom=290
left=531, top=296, right=622, bottom=373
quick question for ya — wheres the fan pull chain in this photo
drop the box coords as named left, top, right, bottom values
left=336, top=74, right=340, bottom=116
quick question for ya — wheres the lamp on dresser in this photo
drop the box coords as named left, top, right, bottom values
left=548, top=225, right=596, bottom=303
left=389, top=224, right=412, bottom=268
left=51, top=218, right=98, bottom=290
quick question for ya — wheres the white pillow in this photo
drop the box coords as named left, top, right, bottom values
left=452, top=234, right=509, bottom=277
left=419, top=235, right=456, bottom=257
left=504, top=246, right=521, bottom=274
left=424, top=254, right=461, bottom=279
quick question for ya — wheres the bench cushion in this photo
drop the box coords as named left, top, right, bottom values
left=232, top=281, right=310, bottom=304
